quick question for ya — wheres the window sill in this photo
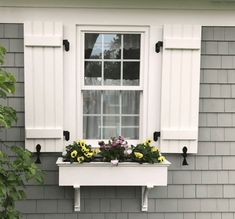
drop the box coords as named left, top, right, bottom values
left=56, top=157, right=171, bottom=211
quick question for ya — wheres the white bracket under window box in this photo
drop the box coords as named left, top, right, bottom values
left=56, top=157, right=170, bottom=211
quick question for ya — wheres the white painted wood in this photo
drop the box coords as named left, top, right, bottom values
left=161, top=129, right=197, bottom=140
left=57, top=157, right=170, bottom=186
left=74, top=186, right=80, bottom=212
left=24, top=21, right=64, bottom=152
left=164, top=38, right=201, bottom=50
left=26, top=128, right=63, bottom=139
left=24, top=36, right=62, bottom=47
left=57, top=157, right=170, bottom=212
left=141, top=186, right=153, bottom=211
left=160, top=25, right=201, bottom=154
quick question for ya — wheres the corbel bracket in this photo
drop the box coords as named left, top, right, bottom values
left=74, top=185, right=80, bottom=211
left=141, top=185, right=154, bottom=211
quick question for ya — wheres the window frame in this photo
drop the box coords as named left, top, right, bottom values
left=76, top=25, right=150, bottom=146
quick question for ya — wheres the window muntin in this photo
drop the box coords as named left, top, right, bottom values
left=82, top=32, right=143, bottom=140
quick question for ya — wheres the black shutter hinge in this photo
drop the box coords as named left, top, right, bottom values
left=155, top=41, right=163, bottom=53
left=63, top=130, right=70, bottom=141
left=153, top=131, right=161, bottom=142
left=63, top=39, right=70, bottom=52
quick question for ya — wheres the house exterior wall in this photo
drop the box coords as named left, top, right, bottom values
left=2, top=23, right=235, bottom=219
left=0, top=24, right=235, bottom=219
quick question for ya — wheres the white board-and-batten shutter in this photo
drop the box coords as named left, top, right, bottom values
left=160, top=25, right=201, bottom=153
left=24, top=22, right=64, bottom=152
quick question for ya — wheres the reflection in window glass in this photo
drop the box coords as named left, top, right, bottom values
left=85, top=61, right=102, bottom=85
left=104, top=62, right=121, bottom=85
left=123, top=34, right=140, bottom=59
left=85, top=33, right=102, bottom=59
left=104, top=34, right=121, bottom=59
left=123, top=62, right=140, bottom=86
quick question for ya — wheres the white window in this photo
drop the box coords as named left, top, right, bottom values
left=77, top=26, right=149, bottom=145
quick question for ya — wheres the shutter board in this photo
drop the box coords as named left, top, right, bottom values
left=24, top=22, right=64, bottom=152
left=160, top=24, right=201, bottom=154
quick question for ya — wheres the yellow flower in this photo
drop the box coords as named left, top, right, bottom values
left=81, top=146, right=89, bottom=153
left=92, top=148, right=100, bottom=155
left=158, top=156, right=165, bottom=163
left=77, top=156, right=85, bottom=163
left=77, top=140, right=85, bottom=147
left=134, top=152, right=143, bottom=159
left=70, top=150, right=77, bottom=158
left=151, top=146, right=159, bottom=152
left=144, top=139, right=152, bottom=146
left=84, top=152, right=93, bottom=158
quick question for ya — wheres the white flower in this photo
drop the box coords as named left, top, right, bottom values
left=62, top=151, right=67, bottom=156
left=127, top=149, right=132, bottom=155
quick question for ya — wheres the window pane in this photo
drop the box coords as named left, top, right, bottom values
left=104, top=34, right=121, bottom=59
left=122, top=91, right=140, bottom=114
left=85, top=61, right=102, bottom=85
left=103, top=91, right=120, bottom=114
left=85, top=33, right=102, bottom=59
left=103, top=116, right=120, bottom=139
left=123, top=34, right=140, bottom=59
left=83, top=116, right=101, bottom=139
left=121, top=116, right=139, bottom=126
left=123, top=62, right=140, bottom=86
left=121, top=128, right=139, bottom=139
left=104, top=62, right=121, bottom=85
left=83, top=91, right=101, bottom=114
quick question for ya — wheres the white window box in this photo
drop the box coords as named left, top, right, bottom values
left=56, top=157, right=171, bottom=212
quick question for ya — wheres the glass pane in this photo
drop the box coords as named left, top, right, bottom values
left=122, top=91, right=140, bottom=114
left=121, top=116, right=139, bottom=126
left=83, top=116, right=101, bottom=139
left=103, top=91, right=120, bottom=114
left=103, top=116, right=120, bottom=139
left=83, top=91, right=101, bottom=114
left=85, top=33, right=102, bottom=59
left=123, top=34, right=140, bottom=59
left=123, top=62, right=140, bottom=86
left=121, top=128, right=139, bottom=139
left=104, top=34, right=121, bottom=59
left=85, top=61, right=102, bottom=85
left=104, top=62, right=121, bottom=85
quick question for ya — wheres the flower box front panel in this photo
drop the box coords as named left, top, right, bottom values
left=57, top=157, right=170, bottom=187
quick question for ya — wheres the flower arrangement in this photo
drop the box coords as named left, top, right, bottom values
left=62, top=140, right=99, bottom=163
left=98, top=136, right=128, bottom=162
left=62, top=137, right=165, bottom=164
left=131, top=139, right=165, bottom=164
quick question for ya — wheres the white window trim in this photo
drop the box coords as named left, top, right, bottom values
left=76, top=25, right=150, bottom=146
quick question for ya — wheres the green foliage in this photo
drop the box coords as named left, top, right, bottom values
left=0, top=46, right=17, bottom=128
left=0, top=146, right=44, bottom=219
left=0, top=45, right=44, bottom=219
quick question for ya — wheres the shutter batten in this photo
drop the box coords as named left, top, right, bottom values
left=160, top=24, right=201, bottom=153
left=24, top=22, right=64, bottom=152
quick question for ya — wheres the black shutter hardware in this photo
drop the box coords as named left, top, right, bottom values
left=63, top=130, right=70, bottom=141
left=153, top=131, right=161, bottom=142
left=182, top=146, right=188, bottom=166
left=35, top=144, right=41, bottom=164
left=155, top=41, right=163, bottom=53
left=63, top=39, right=70, bottom=51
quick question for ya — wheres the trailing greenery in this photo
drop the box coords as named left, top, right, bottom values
left=0, top=46, right=44, bottom=219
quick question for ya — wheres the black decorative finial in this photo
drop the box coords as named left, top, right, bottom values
left=35, top=144, right=41, bottom=164
left=182, top=146, right=188, bottom=166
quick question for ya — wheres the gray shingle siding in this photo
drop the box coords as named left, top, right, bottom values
left=2, top=24, right=235, bottom=218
